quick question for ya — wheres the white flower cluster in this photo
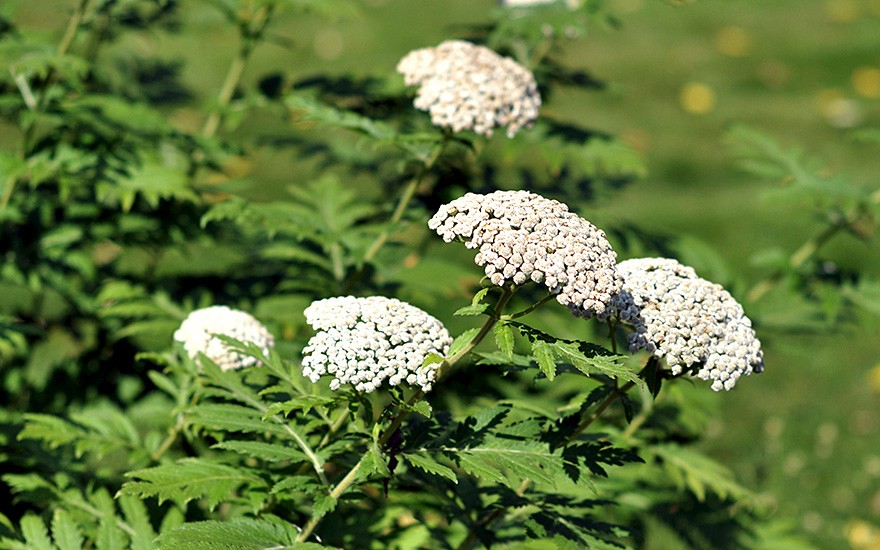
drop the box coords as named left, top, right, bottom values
left=301, top=296, right=453, bottom=393
left=428, top=190, right=622, bottom=318
left=396, top=40, right=541, bottom=138
left=603, top=258, right=764, bottom=391
left=174, top=306, right=275, bottom=371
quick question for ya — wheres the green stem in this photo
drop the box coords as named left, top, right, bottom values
left=746, top=211, right=852, bottom=303
left=570, top=380, right=636, bottom=443
left=329, top=242, right=346, bottom=283
left=361, top=175, right=421, bottom=264
left=503, top=293, right=557, bottom=320
left=295, top=286, right=515, bottom=543
left=201, top=4, right=272, bottom=137
left=296, top=459, right=364, bottom=542
left=354, top=140, right=446, bottom=286
left=151, top=371, right=197, bottom=462
left=57, top=0, right=89, bottom=57
left=607, top=318, right=619, bottom=355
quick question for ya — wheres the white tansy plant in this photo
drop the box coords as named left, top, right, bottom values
left=397, top=40, right=541, bottom=138
left=600, top=258, right=765, bottom=391
left=173, top=305, right=275, bottom=371
left=300, top=296, right=452, bottom=393
left=429, top=190, right=622, bottom=319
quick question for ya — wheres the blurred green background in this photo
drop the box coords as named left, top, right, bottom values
left=7, top=0, right=880, bottom=547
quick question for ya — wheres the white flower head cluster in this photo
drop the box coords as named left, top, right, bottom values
left=396, top=40, right=541, bottom=138
left=428, top=190, right=623, bottom=318
left=301, top=296, right=453, bottom=393
left=174, top=306, right=275, bottom=371
left=603, top=258, right=765, bottom=391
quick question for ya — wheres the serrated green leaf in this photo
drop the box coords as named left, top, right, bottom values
left=454, top=288, right=491, bottom=316
left=360, top=445, right=391, bottom=480
left=269, top=476, right=319, bottom=495
left=409, top=400, right=432, bottom=418
left=146, top=371, right=180, bottom=399
left=117, top=495, right=156, bottom=550
left=51, top=508, right=83, bottom=550
left=20, top=514, right=52, bottom=550
left=262, top=396, right=336, bottom=419
left=454, top=443, right=564, bottom=488
left=187, top=404, right=288, bottom=437
left=18, top=413, right=83, bottom=449
left=213, top=440, right=307, bottom=463
left=402, top=453, right=457, bottom=483
left=493, top=322, right=515, bottom=358
left=95, top=514, right=126, bottom=550
left=446, top=328, right=480, bottom=359
left=122, top=458, right=267, bottom=510
left=531, top=340, right=557, bottom=381
left=726, top=124, right=870, bottom=206
left=1, top=473, right=54, bottom=495
left=286, top=94, right=395, bottom=142
left=312, top=492, right=337, bottom=518
left=652, top=444, right=750, bottom=502
left=156, top=518, right=311, bottom=550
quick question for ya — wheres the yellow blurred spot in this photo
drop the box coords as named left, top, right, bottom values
left=872, top=0, right=880, bottom=15
left=715, top=26, right=751, bottom=57
left=619, top=127, right=652, bottom=153
left=816, top=88, right=863, bottom=128
left=313, top=29, right=344, bottom=61
left=679, top=82, right=716, bottom=115
left=846, top=519, right=880, bottom=549
left=825, top=0, right=860, bottom=22
left=868, top=363, right=880, bottom=393
left=853, top=66, right=880, bottom=98
left=403, top=253, right=420, bottom=269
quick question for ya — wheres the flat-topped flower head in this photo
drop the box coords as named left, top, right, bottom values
left=604, top=258, right=764, bottom=391
left=396, top=40, right=541, bottom=138
left=174, top=306, right=275, bottom=371
left=301, top=296, right=452, bottom=393
left=428, top=190, right=622, bottom=318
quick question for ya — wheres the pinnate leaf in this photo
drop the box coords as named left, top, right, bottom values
left=157, top=518, right=319, bottom=550
left=122, top=458, right=267, bottom=509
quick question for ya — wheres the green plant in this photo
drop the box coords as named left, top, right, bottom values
left=2, top=0, right=875, bottom=548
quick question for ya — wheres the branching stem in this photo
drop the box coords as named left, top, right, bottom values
left=747, top=208, right=865, bottom=302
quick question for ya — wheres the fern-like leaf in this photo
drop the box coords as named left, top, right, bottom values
left=156, top=518, right=323, bottom=550
left=121, top=458, right=267, bottom=510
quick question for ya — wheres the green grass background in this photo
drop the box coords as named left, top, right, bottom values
left=9, top=0, right=880, bottom=547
